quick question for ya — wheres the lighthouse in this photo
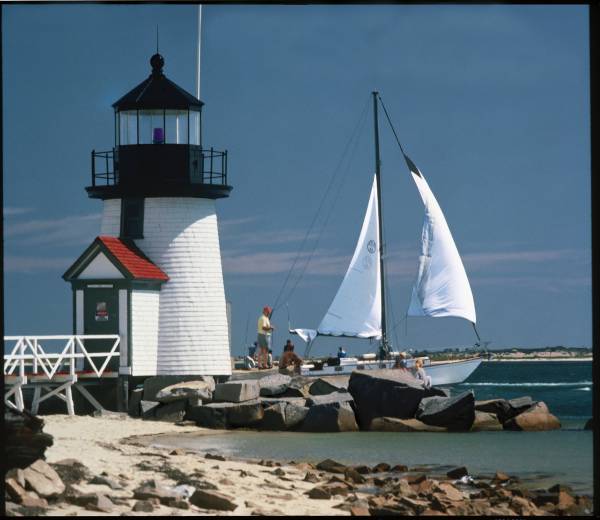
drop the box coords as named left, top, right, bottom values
left=64, top=53, right=233, bottom=383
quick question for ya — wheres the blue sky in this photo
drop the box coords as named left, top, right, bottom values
left=3, top=4, right=590, bottom=356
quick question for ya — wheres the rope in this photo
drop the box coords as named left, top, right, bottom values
left=271, top=95, right=371, bottom=313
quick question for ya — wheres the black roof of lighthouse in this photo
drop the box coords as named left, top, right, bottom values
left=112, top=54, right=203, bottom=111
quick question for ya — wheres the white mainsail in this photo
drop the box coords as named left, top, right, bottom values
left=316, top=175, right=382, bottom=337
left=405, top=155, right=476, bottom=323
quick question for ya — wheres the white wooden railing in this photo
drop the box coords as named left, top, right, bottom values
left=4, top=335, right=121, bottom=415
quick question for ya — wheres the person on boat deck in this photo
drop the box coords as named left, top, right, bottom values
left=337, top=346, right=347, bottom=359
left=394, top=351, right=409, bottom=370
left=414, top=357, right=432, bottom=389
left=267, top=349, right=273, bottom=369
left=279, top=341, right=303, bottom=374
left=257, top=306, right=274, bottom=369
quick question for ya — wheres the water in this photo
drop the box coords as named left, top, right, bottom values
left=150, top=361, right=594, bottom=495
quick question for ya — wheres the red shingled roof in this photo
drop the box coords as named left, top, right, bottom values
left=98, top=236, right=169, bottom=281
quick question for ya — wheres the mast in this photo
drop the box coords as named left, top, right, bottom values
left=372, top=91, right=388, bottom=357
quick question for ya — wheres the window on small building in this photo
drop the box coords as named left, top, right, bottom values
left=121, top=198, right=144, bottom=239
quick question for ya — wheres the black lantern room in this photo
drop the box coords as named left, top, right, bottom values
left=87, top=54, right=231, bottom=200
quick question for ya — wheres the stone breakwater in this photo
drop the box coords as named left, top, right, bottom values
left=129, top=370, right=563, bottom=433
left=4, top=409, right=593, bottom=516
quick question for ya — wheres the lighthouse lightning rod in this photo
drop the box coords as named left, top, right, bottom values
left=196, top=5, right=202, bottom=100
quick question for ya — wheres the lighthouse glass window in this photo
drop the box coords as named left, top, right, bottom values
left=165, top=110, right=188, bottom=144
left=139, top=110, right=165, bottom=145
left=118, top=111, right=138, bottom=145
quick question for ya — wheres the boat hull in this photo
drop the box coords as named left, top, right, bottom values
left=300, top=357, right=482, bottom=385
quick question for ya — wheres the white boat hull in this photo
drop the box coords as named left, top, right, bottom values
left=300, top=357, right=482, bottom=386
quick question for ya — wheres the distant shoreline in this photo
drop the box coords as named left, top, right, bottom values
left=483, top=358, right=593, bottom=362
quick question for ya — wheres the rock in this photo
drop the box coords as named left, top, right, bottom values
left=584, top=418, right=592, bottom=430
left=133, top=500, right=155, bottom=512
left=171, top=499, right=190, bottom=509
left=372, top=462, right=391, bottom=473
left=493, top=471, right=511, bottom=483
left=347, top=370, right=446, bottom=429
left=140, top=400, right=160, bottom=419
left=154, top=400, right=187, bottom=422
left=304, top=472, right=321, bottom=483
left=189, top=489, right=238, bottom=511
left=213, top=380, right=260, bottom=403
left=300, top=402, right=358, bottom=432
left=471, top=411, right=503, bottom=431
left=305, top=392, right=354, bottom=407
left=350, top=506, right=371, bottom=516
left=416, top=390, right=475, bottom=431
left=22, top=459, right=65, bottom=498
left=260, top=402, right=310, bottom=431
left=143, top=375, right=214, bottom=401
left=344, top=467, right=366, bottom=484
left=475, top=396, right=535, bottom=424
left=156, top=380, right=214, bottom=404
left=503, top=402, right=561, bottom=431
left=308, top=378, right=348, bottom=396
left=258, top=374, right=292, bottom=396
left=169, top=448, right=187, bottom=456
left=436, top=482, right=464, bottom=501
left=369, top=417, right=447, bottom=432
left=4, top=409, right=54, bottom=471
left=133, top=484, right=183, bottom=505
left=391, top=464, right=408, bottom=472
left=306, top=486, right=331, bottom=499
left=353, top=465, right=371, bottom=474
left=5, top=477, right=30, bottom=503
left=84, top=494, right=114, bottom=513
left=188, top=400, right=264, bottom=428
left=279, top=376, right=314, bottom=398
left=446, top=467, right=469, bottom=480
left=316, top=459, right=347, bottom=473
left=89, top=475, right=122, bottom=490
left=259, top=396, right=307, bottom=407
left=405, top=473, right=426, bottom=485
left=6, top=467, right=26, bottom=487
left=323, top=482, right=350, bottom=496
left=19, top=494, right=49, bottom=509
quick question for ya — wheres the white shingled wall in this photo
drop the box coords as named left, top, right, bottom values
left=130, top=289, right=159, bottom=376
left=100, top=197, right=232, bottom=376
left=100, top=199, right=121, bottom=235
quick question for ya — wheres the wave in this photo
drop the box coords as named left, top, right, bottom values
left=460, top=381, right=593, bottom=387
left=576, top=387, right=592, bottom=392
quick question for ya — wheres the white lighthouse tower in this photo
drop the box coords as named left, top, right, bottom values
left=64, top=53, right=232, bottom=381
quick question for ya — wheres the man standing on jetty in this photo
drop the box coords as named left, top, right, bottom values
left=257, top=306, right=274, bottom=369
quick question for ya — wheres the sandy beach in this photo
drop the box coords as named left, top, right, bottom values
left=39, top=414, right=352, bottom=516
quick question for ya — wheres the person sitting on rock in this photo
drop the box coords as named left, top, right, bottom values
left=414, top=357, right=432, bottom=388
left=279, top=341, right=303, bottom=374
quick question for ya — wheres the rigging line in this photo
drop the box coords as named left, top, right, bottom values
left=280, top=99, right=370, bottom=307
left=377, top=94, right=407, bottom=157
left=271, top=96, right=371, bottom=313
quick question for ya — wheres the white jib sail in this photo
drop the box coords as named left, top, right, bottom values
left=405, top=156, right=476, bottom=323
left=317, top=175, right=382, bottom=337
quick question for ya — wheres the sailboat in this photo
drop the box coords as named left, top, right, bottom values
left=289, top=92, right=484, bottom=386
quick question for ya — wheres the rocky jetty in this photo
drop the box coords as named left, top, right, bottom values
left=124, top=371, right=564, bottom=434
left=5, top=408, right=54, bottom=470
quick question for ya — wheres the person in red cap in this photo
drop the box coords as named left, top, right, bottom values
left=257, top=306, right=274, bottom=369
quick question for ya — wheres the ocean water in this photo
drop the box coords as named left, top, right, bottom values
left=150, top=361, right=594, bottom=495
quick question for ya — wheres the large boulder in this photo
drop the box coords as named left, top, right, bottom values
left=155, top=380, right=214, bottom=404
left=22, top=459, right=65, bottom=498
left=213, top=380, right=260, bottom=403
left=416, top=390, right=475, bottom=431
left=143, top=375, right=214, bottom=401
left=154, top=401, right=187, bottom=422
left=279, top=376, right=314, bottom=398
left=187, top=400, right=264, bottom=429
left=300, top=402, right=358, bottom=432
left=369, top=417, right=447, bottom=432
left=260, top=402, right=310, bottom=431
left=470, top=411, right=503, bottom=431
left=348, top=370, right=446, bottom=429
left=259, top=396, right=307, bottom=408
left=5, top=409, right=54, bottom=470
left=308, top=378, right=349, bottom=396
left=306, top=392, right=354, bottom=407
left=140, top=400, right=160, bottom=419
left=258, top=374, right=292, bottom=396
left=503, top=402, right=560, bottom=431
left=475, top=396, right=534, bottom=424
